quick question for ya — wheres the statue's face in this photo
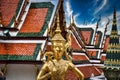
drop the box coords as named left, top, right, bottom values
left=52, top=41, right=65, bottom=60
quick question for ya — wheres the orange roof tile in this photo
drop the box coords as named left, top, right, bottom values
left=0, top=44, right=6, bottom=55
left=101, top=55, right=106, bottom=61
left=0, top=43, right=36, bottom=56
left=19, top=8, right=48, bottom=33
left=1, top=0, right=19, bottom=27
left=88, top=51, right=97, bottom=57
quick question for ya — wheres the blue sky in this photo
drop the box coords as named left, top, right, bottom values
left=51, top=0, right=120, bottom=34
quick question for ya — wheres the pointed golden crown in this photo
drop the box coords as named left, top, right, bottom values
left=51, top=13, right=66, bottom=41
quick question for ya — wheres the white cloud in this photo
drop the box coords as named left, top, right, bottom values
left=73, top=10, right=120, bottom=35
left=74, top=22, right=96, bottom=29
left=65, top=0, right=120, bottom=35
left=94, top=0, right=107, bottom=15
left=65, top=0, right=81, bottom=27
left=100, top=11, right=120, bottom=34
left=74, top=13, right=80, bottom=22
left=65, top=0, right=73, bottom=17
left=65, top=3, right=96, bottom=28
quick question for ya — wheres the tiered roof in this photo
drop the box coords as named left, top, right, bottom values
left=104, top=7, right=120, bottom=68
left=0, top=43, right=41, bottom=60
left=0, top=0, right=21, bottom=27
left=0, top=0, right=54, bottom=61
left=17, top=2, right=54, bottom=37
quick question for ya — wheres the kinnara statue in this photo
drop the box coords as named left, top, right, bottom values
left=37, top=13, right=84, bottom=80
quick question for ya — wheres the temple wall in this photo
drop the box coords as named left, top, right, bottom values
left=0, top=64, right=42, bottom=80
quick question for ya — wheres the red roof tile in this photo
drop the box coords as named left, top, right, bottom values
left=95, top=66, right=103, bottom=73
left=66, top=70, right=78, bottom=80
left=0, top=43, right=36, bottom=56
left=72, top=55, right=88, bottom=60
left=103, top=37, right=109, bottom=50
left=80, top=31, right=91, bottom=44
left=71, top=36, right=82, bottom=50
left=95, top=34, right=100, bottom=45
left=78, top=66, right=101, bottom=78
left=66, top=66, right=102, bottom=79
left=0, top=0, right=19, bottom=27
left=19, top=8, right=48, bottom=33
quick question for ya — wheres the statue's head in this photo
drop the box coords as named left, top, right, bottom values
left=51, top=13, right=66, bottom=60
left=52, top=35, right=66, bottom=60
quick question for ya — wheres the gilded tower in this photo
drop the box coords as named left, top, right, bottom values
left=103, top=7, right=120, bottom=80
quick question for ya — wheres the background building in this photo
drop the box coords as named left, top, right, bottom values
left=0, top=0, right=119, bottom=80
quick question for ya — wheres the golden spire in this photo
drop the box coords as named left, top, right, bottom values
left=55, top=13, right=61, bottom=33
left=13, top=14, right=18, bottom=28
left=51, top=13, right=66, bottom=41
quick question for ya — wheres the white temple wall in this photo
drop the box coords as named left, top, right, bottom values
left=0, top=64, right=42, bottom=80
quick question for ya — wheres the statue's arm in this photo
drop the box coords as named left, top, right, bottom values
left=37, top=64, right=51, bottom=80
left=68, top=62, right=84, bottom=80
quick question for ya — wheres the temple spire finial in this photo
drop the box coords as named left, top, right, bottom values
left=111, top=6, right=118, bottom=35
left=113, top=6, right=117, bottom=26
left=51, top=13, right=66, bottom=41
left=114, top=6, right=116, bottom=14
left=13, top=14, right=18, bottom=28
left=96, top=15, right=101, bottom=28
left=70, top=14, right=74, bottom=25
left=55, top=13, right=61, bottom=33
left=105, top=17, right=110, bottom=29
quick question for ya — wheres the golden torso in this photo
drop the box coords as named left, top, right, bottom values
left=40, top=59, right=72, bottom=80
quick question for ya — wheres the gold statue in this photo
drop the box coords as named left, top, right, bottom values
left=37, top=14, right=84, bottom=80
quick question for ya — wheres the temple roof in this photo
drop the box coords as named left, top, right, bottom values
left=0, top=43, right=41, bottom=60
left=79, top=66, right=102, bottom=78
left=17, top=2, right=54, bottom=37
left=0, top=1, right=54, bottom=61
left=0, top=0, right=21, bottom=27
left=66, top=66, right=102, bottom=79
left=104, top=7, right=120, bottom=68
left=79, top=28, right=94, bottom=45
